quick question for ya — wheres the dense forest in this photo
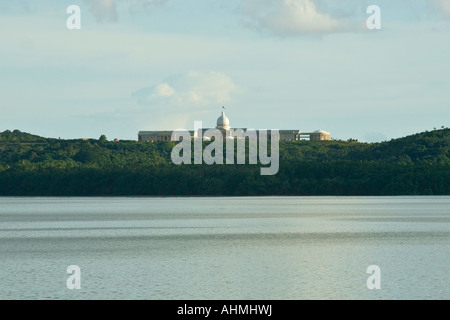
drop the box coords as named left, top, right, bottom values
left=0, top=128, right=449, bottom=196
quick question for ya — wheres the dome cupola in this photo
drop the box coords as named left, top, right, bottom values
left=216, top=110, right=230, bottom=130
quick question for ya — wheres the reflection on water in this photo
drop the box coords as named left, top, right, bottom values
left=0, top=196, right=449, bottom=299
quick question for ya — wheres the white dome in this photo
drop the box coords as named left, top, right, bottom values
left=314, top=129, right=329, bottom=134
left=216, top=111, right=230, bottom=130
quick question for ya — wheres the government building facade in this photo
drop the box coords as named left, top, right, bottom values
left=138, top=110, right=330, bottom=142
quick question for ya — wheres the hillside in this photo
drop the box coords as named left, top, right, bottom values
left=0, top=128, right=449, bottom=196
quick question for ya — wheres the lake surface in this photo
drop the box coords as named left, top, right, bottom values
left=0, top=196, right=448, bottom=300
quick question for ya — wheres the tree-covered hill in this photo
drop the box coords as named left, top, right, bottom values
left=0, top=128, right=448, bottom=196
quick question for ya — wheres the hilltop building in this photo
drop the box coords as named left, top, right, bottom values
left=138, top=110, right=330, bottom=142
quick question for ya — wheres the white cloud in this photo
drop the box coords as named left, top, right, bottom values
left=83, top=0, right=118, bottom=22
left=133, top=71, right=240, bottom=109
left=155, top=83, right=175, bottom=97
left=130, top=71, right=241, bottom=129
left=83, top=0, right=167, bottom=22
left=242, top=0, right=343, bottom=36
left=432, top=0, right=450, bottom=16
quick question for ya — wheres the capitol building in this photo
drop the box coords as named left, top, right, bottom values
left=138, top=110, right=330, bottom=142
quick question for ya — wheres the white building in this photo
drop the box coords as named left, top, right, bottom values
left=138, top=110, right=330, bottom=142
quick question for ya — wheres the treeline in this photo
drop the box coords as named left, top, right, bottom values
left=0, top=129, right=449, bottom=196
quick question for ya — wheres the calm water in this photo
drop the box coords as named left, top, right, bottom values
left=0, top=196, right=448, bottom=300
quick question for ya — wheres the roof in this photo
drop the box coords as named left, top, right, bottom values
left=138, top=131, right=173, bottom=135
left=313, top=129, right=330, bottom=134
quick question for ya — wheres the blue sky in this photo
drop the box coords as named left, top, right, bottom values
left=0, top=0, right=449, bottom=141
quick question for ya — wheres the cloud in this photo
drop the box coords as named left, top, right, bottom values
left=432, top=0, right=450, bottom=17
left=131, top=71, right=241, bottom=129
left=154, top=83, right=175, bottom=97
left=83, top=0, right=167, bottom=22
left=83, top=0, right=118, bottom=22
left=128, top=0, right=167, bottom=13
left=241, top=0, right=344, bottom=36
left=133, top=71, right=240, bottom=109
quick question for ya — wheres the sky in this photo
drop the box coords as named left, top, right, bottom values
left=0, top=0, right=449, bottom=142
